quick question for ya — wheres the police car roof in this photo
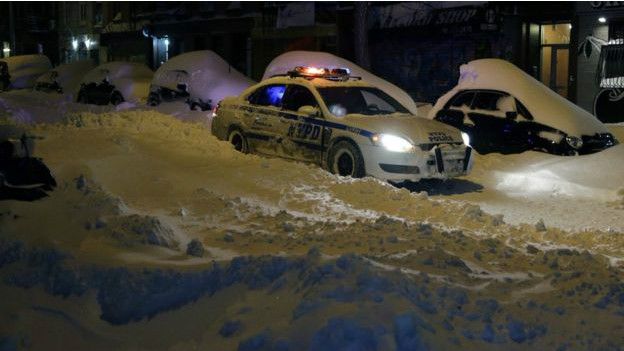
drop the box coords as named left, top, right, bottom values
left=261, top=75, right=375, bottom=88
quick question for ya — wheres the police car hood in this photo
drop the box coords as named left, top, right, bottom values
left=344, top=114, right=463, bottom=144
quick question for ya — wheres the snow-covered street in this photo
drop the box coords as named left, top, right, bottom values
left=1, top=92, right=624, bottom=350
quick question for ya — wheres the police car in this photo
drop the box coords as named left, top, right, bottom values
left=211, top=66, right=473, bottom=182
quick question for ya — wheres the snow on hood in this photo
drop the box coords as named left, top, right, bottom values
left=152, top=50, right=255, bottom=105
left=36, top=60, right=95, bottom=97
left=262, top=51, right=419, bottom=115
left=81, top=62, right=154, bottom=103
left=0, top=54, right=52, bottom=89
left=342, top=114, right=463, bottom=144
left=431, top=59, right=608, bottom=137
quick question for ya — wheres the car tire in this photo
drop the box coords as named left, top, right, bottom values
left=227, top=128, right=249, bottom=153
left=110, top=91, right=124, bottom=106
left=327, top=140, right=365, bottom=178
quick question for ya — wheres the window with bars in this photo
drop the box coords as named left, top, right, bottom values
left=597, top=43, right=624, bottom=88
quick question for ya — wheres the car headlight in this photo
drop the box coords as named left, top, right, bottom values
left=373, top=134, right=414, bottom=153
left=461, top=132, right=470, bottom=146
left=565, top=136, right=583, bottom=149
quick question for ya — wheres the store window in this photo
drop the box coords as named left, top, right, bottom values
left=540, top=23, right=571, bottom=98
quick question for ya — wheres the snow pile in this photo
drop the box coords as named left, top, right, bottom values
left=430, top=58, right=608, bottom=137
left=262, top=51, right=419, bottom=115
left=152, top=50, right=255, bottom=106
left=36, top=60, right=95, bottom=98
left=0, top=54, right=52, bottom=89
left=477, top=144, right=624, bottom=201
left=0, top=90, right=117, bottom=124
left=0, top=108, right=623, bottom=349
left=81, top=62, right=153, bottom=103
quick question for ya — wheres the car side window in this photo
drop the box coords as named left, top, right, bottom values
left=447, top=91, right=475, bottom=110
left=472, top=92, right=508, bottom=112
left=247, top=84, right=286, bottom=107
left=281, top=85, right=318, bottom=112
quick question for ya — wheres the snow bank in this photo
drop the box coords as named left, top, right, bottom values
left=152, top=50, right=255, bottom=105
left=475, top=143, right=624, bottom=201
left=430, top=59, right=608, bottom=137
left=0, top=54, right=52, bottom=89
left=262, top=51, right=419, bottom=115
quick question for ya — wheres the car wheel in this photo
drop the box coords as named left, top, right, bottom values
left=327, top=140, right=365, bottom=178
left=110, top=91, right=124, bottom=106
left=227, top=128, right=249, bottom=153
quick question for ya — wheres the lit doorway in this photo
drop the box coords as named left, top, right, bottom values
left=540, top=23, right=571, bottom=98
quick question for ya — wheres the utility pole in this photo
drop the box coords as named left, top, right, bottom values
left=354, top=1, right=370, bottom=70
left=9, top=2, right=16, bottom=55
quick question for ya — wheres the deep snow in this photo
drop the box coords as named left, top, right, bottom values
left=0, top=91, right=624, bottom=350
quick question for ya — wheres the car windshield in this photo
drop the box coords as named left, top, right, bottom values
left=317, top=87, right=409, bottom=117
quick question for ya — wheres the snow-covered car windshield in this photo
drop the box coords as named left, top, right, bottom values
left=317, top=87, right=409, bottom=117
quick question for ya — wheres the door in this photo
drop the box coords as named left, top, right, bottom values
left=539, top=23, right=570, bottom=98
left=244, top=84, right=286, bottom=154
left=280, top=84, right=324, bottom=163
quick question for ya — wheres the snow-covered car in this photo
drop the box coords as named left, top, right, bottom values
left=0, top=124, right=56, bottom=193
left=263, top=51, right=420, bottom=115
left=148, top=50, right=254, bottom=111
left=34, top=60, right=95, bottom=97
left=211, top=66, right=473, bottom=182
left=77, top=62, right=153, bottom=105
left=429, top=59, right=618, bottom=156
left=0, top=54, right=52, bottom=91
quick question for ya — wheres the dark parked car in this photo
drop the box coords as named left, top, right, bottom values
left=429, top=59, right=618, bottom=156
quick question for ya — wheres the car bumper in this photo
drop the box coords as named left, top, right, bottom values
left=362, top=144, right=473, bottom=182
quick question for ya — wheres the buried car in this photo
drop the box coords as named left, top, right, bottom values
left=212, top=66, right=473, bottom=182
left=77, top=62, right=153, bottom=105
left=34, top=60, right=95, bottom=97
left=0, top=124, right=56, bottom=198
left=148, top=50, right=254, bottom=111
left=0, top=54, right=52, bottom=91
left=429, top=59, right=618, bottom=156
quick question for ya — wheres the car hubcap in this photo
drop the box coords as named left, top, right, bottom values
left=335, top=150, right=354, bottom=176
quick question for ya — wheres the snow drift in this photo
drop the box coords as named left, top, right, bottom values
left=262, top=51, right=419, bottom=115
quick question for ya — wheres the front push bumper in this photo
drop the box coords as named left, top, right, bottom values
left=362, top=144, right=473, bottom=182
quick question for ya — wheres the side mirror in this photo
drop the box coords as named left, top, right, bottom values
left=505, top=111, right=518, bottom=120
left=297, top=105, right=319, bottom=117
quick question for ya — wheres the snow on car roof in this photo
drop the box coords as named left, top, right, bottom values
left=0, top=54, right=52, bottom=89
left=0, top=54, right=51, bottom=71
left=262, top=51, right=419, bottom=115
left=446, top=58, right=607, bottom=136
left=36, top=60, right=95, bottom=94
left=82, top=62, right=153, bottom=84
left=152, top=50, right=255, bottom=105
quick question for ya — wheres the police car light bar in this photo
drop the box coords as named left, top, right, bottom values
left=286, top=66, right=359, bottom=81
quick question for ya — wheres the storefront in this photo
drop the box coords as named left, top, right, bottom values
left=574, top=1, right=624, bottom=122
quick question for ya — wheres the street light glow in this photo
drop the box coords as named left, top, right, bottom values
left=598, top=17, right=607, bottom=23
left=72, top=38, right=78, bottom=51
